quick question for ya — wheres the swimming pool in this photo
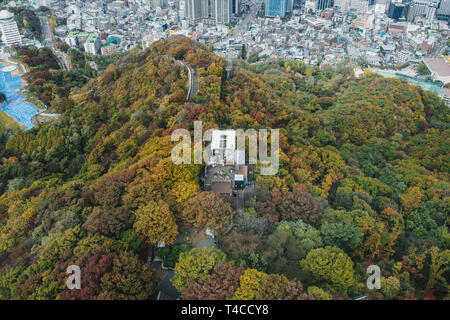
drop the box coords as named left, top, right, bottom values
left=0, top=64, right=38, bottom=130
left=373, top=70, right=445, bottom=95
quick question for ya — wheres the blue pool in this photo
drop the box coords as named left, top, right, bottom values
left=373, top=70, right=445, bottom=95
left=0, top=64, right=38, bottom=130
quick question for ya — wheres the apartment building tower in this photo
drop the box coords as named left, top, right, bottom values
left=0, top=10, right=22, bottom=47
left=185, top=0, right=234, bottom=25
left=407, top=0, right=438, bottom=23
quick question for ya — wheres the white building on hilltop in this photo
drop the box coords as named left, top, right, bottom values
left=210, top=130, right=237, bottom=166
left=0, top=10, right=22, bottom=47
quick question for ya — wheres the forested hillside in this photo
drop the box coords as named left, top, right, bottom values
left=0, top=37, right=448, bottom=300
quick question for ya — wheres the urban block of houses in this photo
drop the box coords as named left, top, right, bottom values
left=65, top=31, right=101, bottom=55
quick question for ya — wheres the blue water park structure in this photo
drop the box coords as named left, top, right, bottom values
left=0, top=64, right=39, bottom=130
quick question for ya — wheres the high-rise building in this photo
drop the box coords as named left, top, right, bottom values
left=334, top=0, right=350, bottom=12
left=373, top=0, right=389, bottom=13
left=317, top=0, right=333, bottom=10
left=437, top=0, right=450, bottom=20
left=407, top=0, right=437, bottom=23
left=232, top=0, right=240, bottom=15
left=265, top=0, right=293, bottom=17
left=349, top=0, right=369, bottom=14
left=0, top=10, right=22, bottom=47
left=213, top=0, right=233, bottom=24
left=388, top=2, right=406, bottom=20
left=153, top=0, right=168, bottom=8
left=185, top=0, right=235, bottom=25
left=185, top=0, right=209, bottom=24
left=179, top=0, right=186, bottom=18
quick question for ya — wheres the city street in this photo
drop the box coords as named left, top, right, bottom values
left=39, top=16, right=53, bottom=49
left=39, top=16, right=71, bottom=71
left=233, top=0, right=264, bottom=37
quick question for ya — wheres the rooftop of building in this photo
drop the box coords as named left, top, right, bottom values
left=0, top=10, right=14, bottom=21
left=423, top=58, right=450, bottom=77
left=86, top=32, right=99, bottom=43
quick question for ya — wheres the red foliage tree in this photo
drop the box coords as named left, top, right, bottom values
left=83, top=207, right=134, bottom=237
left=181, top=262, right=242, bottom=300
left=279, top=186, right=323, bottom=226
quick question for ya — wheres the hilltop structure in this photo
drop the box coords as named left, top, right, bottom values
left=203, top=130, right=249, bottom=196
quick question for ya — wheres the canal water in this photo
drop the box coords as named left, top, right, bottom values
left=0, top=64, right=38, bottom=130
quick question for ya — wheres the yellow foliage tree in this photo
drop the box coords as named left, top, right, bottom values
left=171, top=248, right=226, bottom=291
left=400, top=187, right=423, bottom=215
left=133, top=200, right=178, bottom=246
left=300, top=246, right=355, bottom=293
left=232, top=269, right=268, bottom=300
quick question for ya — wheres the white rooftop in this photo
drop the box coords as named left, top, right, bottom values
left=0, top=10, right=13, bottom=20
left=211, top=130, right=236, bottom=151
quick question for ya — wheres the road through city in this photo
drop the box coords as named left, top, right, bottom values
left=233, top=0, right=264, bottom=38
left=39, top=16, right=71, bottom=71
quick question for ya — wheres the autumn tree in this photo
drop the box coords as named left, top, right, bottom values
left=307, top=286, right=333, bottom=300
left=100, top=251, right=158, bottom=300
left=182, top=192, right=235, bottom=234
left=84, top=207, right=134, bottom=237
left=59, top=246, right=115, bottom=300
left=400, top=187, right=423, bottom=215
left=181, top=262, right=242, bottom=300
left=172, top=248, right=227, bottom=291
left=255, top=274, right=289, bottom=300
left=221, top=231, right=263, bottom=261
left=425, top=247, right=449, bottom=291
left=381, top=276, right=401, bottom=299
left=279, top=186, right=323, bottom=226
left=285, top=279, right=314, bottom=300
left=0, top=36, right=449, bottom=302
left=232, top=269, right=268, bottom=300
left=93, top=169, right=135, bottom=208
left=300, top=246, right=355, bottom=293
left=133, top=200, right=178, bottom=246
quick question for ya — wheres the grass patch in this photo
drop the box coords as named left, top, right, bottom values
left=0, top=109, right=22, bottom=132
left=26, top=95, right=47, bottom=111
